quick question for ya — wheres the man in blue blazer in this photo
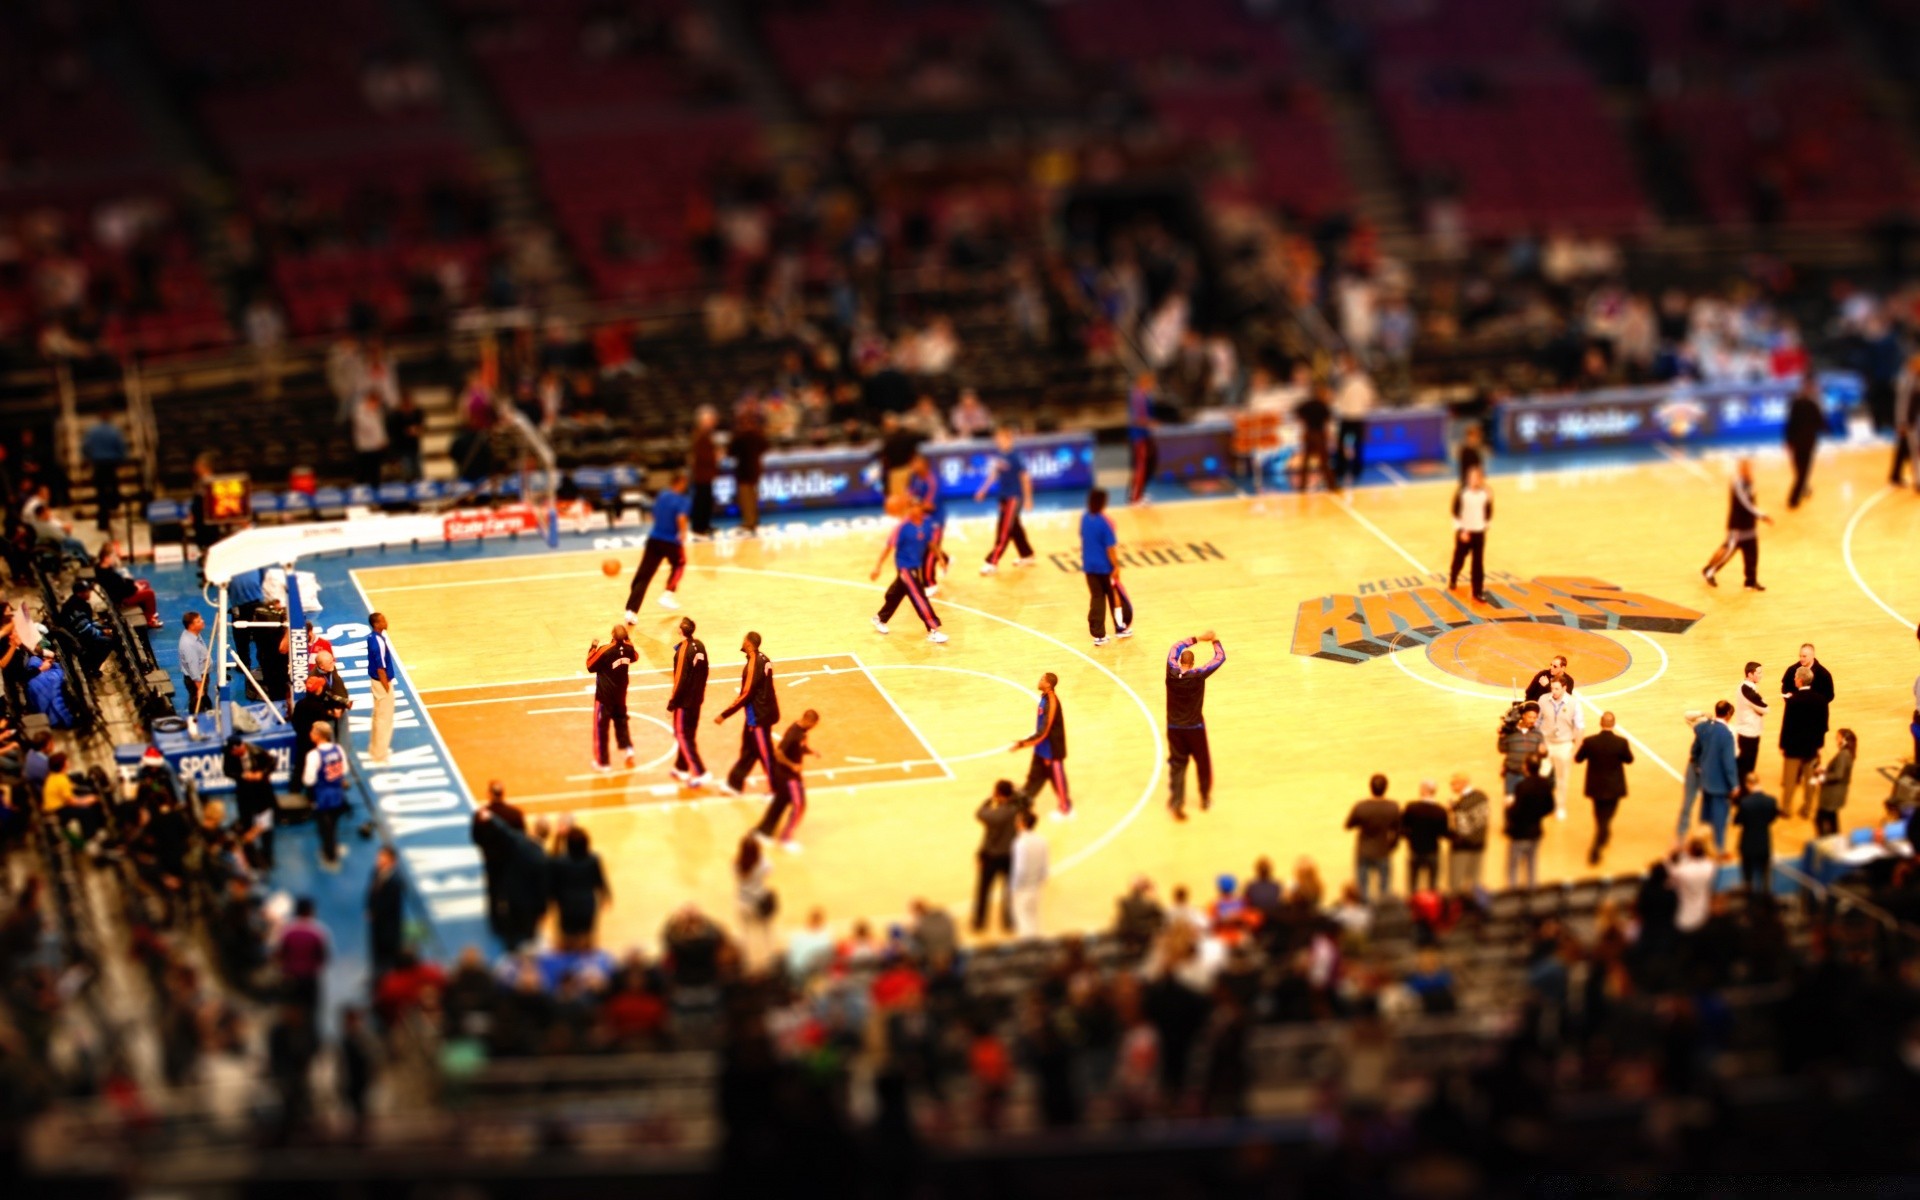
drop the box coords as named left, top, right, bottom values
left=1687, top=699, right=1741, bottom=853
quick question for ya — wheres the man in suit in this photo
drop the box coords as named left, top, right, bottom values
left=365, top=844, right=406, bottom=982
left=1779, top=643, right=1835, bottom=703
left=1687, top=700, right=1741, bottom=853
left=1575, top=711, right=1635, bottom=866
left=1784, top=377, right=1824, bottom=509
left=468, top=780, right=528, bottom=940
left=1779, top=665, right=1831, bottom=820
left=1734, top=773, right=1781, bottom=895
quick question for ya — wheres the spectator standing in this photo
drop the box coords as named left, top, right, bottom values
left=1010, top=809, right=1049, bottom=938
left=688, top=406, right=719, bottom=536
left=1734, top=661, right=1769, bottom=779
left=500, top=818, right=552, bottom=947
left=366, top=612, right=396, bottom=766
left=1813, top=728, right=1856, bottom=837
left=1668, top=839, right=1717, bottom=933
left=289, top=675, right=344, bottom=796
left=1687, top=701, right=1741, bottom=852
left=387, top=393, right=424, bottom=482
left=366, top=844, right=405, bottom=981
left=352, top=390, right=390, bottom=486
left=1344, top=774, right=1401, bottom=902
left=1503, top=755, right=1556, bottom=889
left=549, top=823, right=612, bottom=951
left=178, top=611, right=210, bottom=717
left=1779, top=666, right=1830, bottom=820
left=81, top=414, right=126, bottom=532
left=973, top=781, right=1020, bottom=934
left=1779, top=643, right=1834, bottom=703
left=1537, top=679, right=1583, bottom=819
left=950, top=388, right=992, bottom=439
left=1446, top=773, right=1489, bottom=895
left=223, top=734, right=277, bottom=869
left=1734, top=774, right=1781, bottom=894
left=469, top=781, right=527, bottom=941
left=1575, top=711, right=1635, bottom=866
left=1784, top=377, right=1823, bottom=508
left=730, top=411, right=768, bottom=534
left=274, top=896, right=332, bottom=1020
left=734, top=834, right=774, bottom=969
left=1401, top=781, right=1450, bottom=893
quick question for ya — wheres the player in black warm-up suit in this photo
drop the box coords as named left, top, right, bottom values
left=715, top=631, right=780, bottom=795
left=1701, top=458, right=1772, bottom=591
left=668, top=617, right=710, bottom=786
left=1165, top=632, right=1226, bottom=820
left=757, top=709, right=820, bottom=847
left=586, top=625, right=639, bottom=770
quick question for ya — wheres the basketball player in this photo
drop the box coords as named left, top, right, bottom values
left=757, top=709, right=820, bottom=849
left=870, top=495, right=949, bottom=643
left=585, top=625, right=638, bottom=771
left=625, top=472, right=690, bottom=622
left=1127, top=371, right=1158, bottom=505
left=975, top=427, right=1035, bottom=574
left=1166, top=631, right=1225, bottom=820
left=1010, top=672, right=1071, bottom=818
left=715, top=631, right=780, bottom=795
left=668, top=617, right=710, bottom=786
left=906, top=453, right=949, bottom=594
left=1080, top=488, right=1132, bottom=646
left=1448, top=465, right=1492, bottom=604
left=1701, top=457, right=1771, bottom=591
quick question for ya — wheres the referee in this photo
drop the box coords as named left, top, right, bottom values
left=1166, top=632, right=1225, bottom=820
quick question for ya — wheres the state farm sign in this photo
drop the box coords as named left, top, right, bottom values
left=442, top=506, right=543, bottom=541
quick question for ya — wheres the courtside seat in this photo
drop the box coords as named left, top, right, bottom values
left=377, top=482, right=414, bottom=510
left=279, top=492, right=315, bottom=521
left=312, top=486, right=348, bottom=514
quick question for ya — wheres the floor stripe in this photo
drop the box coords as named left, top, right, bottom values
left=1841, top=485, right=1914, bottom=630
left=1380, top=464, right=1409, bottom=487
left=1653, top=442, right=1716, bottom=483
left=847, top=650, right=954, bottom=783
left=1333, top=494, right=1434, bottom=574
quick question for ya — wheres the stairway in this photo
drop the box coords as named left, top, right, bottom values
left=385, top=0, right=587, bottom=306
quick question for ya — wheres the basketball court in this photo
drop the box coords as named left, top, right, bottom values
left=352, top=441, right=1920, bottom=949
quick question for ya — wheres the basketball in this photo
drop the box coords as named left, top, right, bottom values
left=601, top=558, right=621, bottom=577
left=884, top=492, right=910, bottom=518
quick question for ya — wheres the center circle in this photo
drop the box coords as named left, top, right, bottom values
left=1425, top=624, right=1632, bottom=688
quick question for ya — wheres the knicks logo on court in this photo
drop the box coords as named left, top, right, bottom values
left=1291, top=576, right=1704, bottom=676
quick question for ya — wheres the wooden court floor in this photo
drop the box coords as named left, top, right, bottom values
left=354, top=442, right=1920, bottom=949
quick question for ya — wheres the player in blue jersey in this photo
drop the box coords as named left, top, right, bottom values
left=1010, top=672, right=1071, bottom=817
left=625, top=473, right=690, bottom=621
left=1127, top=371, right=1159, bottom=505
left=906, top=453, right=949, bottom=594
left=974, top=427, right=1035, bottom=574
left=871, top=493, right=948, bottom=643
left=1079, top=487, right=1133, bottom=646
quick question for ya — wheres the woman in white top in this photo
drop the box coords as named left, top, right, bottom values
left=1448, top=465, right=1493, bottom=603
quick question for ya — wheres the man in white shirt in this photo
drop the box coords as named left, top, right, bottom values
left=1537, top=679, right=1584, bottom=818
left=1448, top=465, right=1493, bottom=604
left=1009, top=810, right=1049, bottom=938
left=1668, top=838, right=1717, bottom=933
left=1734, top=660, right=1768, bottom=779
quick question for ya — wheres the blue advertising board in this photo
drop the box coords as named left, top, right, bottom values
left=1496, top=373, right=1859, bottom=454
left=1362, top=408, right=1451, bottom=465
left=117, top=703, right=297, bottom=792
left=711, top=432, right=1096, bottom=514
